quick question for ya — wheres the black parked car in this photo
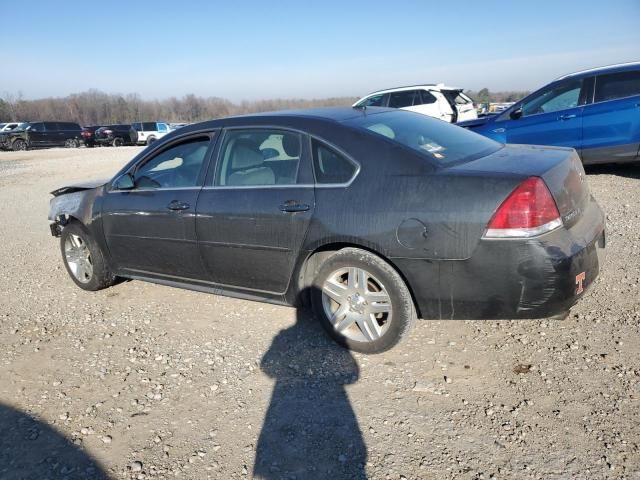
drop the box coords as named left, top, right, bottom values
left=80, top=126, right=104, bottom=147
left=94, top=125, right=138, bottom=147
left=48, top=108, right=605, bottom=353
left=0, top=121, right=82, bottom=151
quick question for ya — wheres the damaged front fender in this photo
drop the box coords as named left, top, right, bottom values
left=48, top=184, right=105, bottom=236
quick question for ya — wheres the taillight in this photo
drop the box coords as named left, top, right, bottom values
left=484, top=177, right=562, bottom=238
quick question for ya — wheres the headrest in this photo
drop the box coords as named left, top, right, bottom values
left=282, top=134, right=300, bottom=157
left=231, top=140, right=264, bottom=169
left=183, top=144, right=208, bottom=165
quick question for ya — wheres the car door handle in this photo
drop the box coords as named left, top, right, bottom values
left=167, top=200, right=190, bottom=211
left=559, top=114, right=577, bottom=120
left=279, top=201, right=310, bottom=213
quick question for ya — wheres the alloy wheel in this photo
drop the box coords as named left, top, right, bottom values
left=64, top=234, right=93, bottom=283
left=321, top=267, right=393, bottom=342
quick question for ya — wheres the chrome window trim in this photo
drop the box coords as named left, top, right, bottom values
left=206, top=126, right=361, bottom=191
left=202, top=184, right=314, bottom=190
left=308, top=134, right=361, bottom=188
left=109, top=186, right=202, bottom=194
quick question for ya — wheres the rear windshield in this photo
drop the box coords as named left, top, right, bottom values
left=344, top=110, right=501, bottom=166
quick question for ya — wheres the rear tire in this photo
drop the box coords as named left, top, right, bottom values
left=11, top=139, right=27, bottom=151
left=60, top=222, right=116, bottom=291
left=310, top=248, right=416, bottom=353
left=112, top=137, right=123, bottom=147
left=146, top=136, right=156, bottom=146
left=64, top=139, right=79, bottom=148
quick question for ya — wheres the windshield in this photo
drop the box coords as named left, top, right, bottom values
left=344, top=110, right=502, bottom=166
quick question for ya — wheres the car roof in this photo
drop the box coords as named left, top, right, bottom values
left=359, top=84, right=463, bottom=98
left=165, top=107, right=397, bottom=137
left=555, top=61, right=640, bottom=80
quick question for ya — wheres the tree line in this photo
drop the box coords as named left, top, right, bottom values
left=0, top=88, right=530, bottom=125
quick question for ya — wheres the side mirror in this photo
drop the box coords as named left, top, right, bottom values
left=113, top=173, right=135, bottom=190
left=510, top=107, right=523, bottom=120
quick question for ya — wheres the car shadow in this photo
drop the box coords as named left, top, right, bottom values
left=0, top=401, right=110, bottom=479
left=584, top=162, right=640, bottom=179
left=253, top=289, right=368, bottom=479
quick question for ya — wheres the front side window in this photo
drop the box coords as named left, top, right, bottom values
left=358, top=94, right=386, bottom=107
left=215, top=129, right=302, bottom=186
left=158, top=123, right=169, bottom=132
left=312, top=140, right=357, bottom=184
left=345, top=110, right=502, bottom=166
left=29, top=122, right=44, bottom=132
left=521, top=79, right=583, bottom=116
left=595, top=71, right=640, bottom=102
left=134, top=137, right=210, bottom=189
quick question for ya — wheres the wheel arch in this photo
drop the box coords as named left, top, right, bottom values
left=290, top=240, right=421, bottom=317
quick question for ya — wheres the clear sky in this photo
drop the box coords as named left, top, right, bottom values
left=3, top=0, right=639, bottom=101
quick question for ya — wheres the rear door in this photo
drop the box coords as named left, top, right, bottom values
left=502, top=78, right=587, bottom=149
left=581, top=70, right=640, bottom=164
left=195, top=127, right=315, bottom=294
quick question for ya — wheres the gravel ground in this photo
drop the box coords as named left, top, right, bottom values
left=0, top=147, right=638, bottom=480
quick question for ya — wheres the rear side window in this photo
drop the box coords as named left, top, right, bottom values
left=142, top=122, right=157, bottom=131
left=312, top=140, right=357, bottom=184
left=595, top=71, right=640, bottom=102
left=420, top=91, right=437, bottom=104
left=389, top=90, right=421, bottom=108
left=59, top=122, right=80, bottom=131
left=215, top=129, right=302, bottom=186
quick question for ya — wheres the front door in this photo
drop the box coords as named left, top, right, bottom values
left=196, top=128, right=315, bottom=294
left=101, top=134, right=215, bottom=279
left=27, top=122, right=48, bottom=147
left=501, top=78, right=588, bottom=149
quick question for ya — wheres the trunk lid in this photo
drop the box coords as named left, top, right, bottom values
left=446, top=144, right=590, bottom=229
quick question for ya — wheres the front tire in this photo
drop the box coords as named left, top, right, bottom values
left=311, top=248, right=416, bottom=353
left=11, top=139, right=27, bottom=151
left=146, top=136, right=156, bottom=146
left=112, top=137, right=123, bottom=147
left=60, top=222, right=116, bottom=291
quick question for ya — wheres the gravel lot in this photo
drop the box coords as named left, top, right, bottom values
left=0, top=147, right=638, bottom=480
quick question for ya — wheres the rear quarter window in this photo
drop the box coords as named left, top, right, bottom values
left=311, top=140, right=358, bottom=184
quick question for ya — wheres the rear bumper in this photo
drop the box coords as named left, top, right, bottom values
left=395, top=197, right=605, bottom=320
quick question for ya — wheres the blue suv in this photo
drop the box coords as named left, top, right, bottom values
left=458, top=62, right=640, bottom=164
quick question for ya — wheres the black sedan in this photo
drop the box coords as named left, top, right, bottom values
left=48, top=108, right=605, bottom=353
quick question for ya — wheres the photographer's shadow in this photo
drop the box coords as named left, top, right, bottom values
left=254, top=296, right=367, bottom=479
left=0, top=401, right=109, bottom=479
